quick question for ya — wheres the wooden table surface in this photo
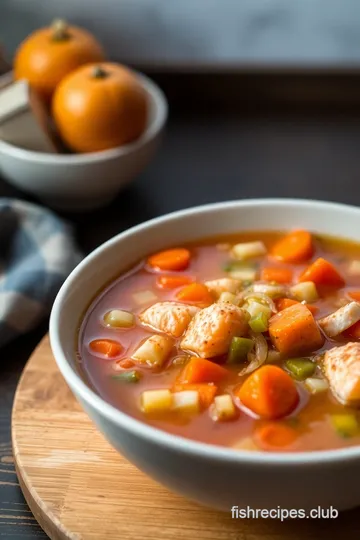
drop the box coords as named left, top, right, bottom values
left=2, top=73, right=360, bottom=538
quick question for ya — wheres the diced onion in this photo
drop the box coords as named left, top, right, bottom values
left=241, top=291, right=276, bottom=313
left=238, top=332, right=268, bottom=375
left=210, top=394, right=237, bottom=421
left=245, top=299, right=272, bottom=319
left=228, top=268, right=257, bottom=281
left=133, top=290, right=158, bottom=305
left=231, top=241, right=267, bottom=261
left=141, top=389, right=172, bottom=413
left=132, top=335, right=173, bottom=367
left=290, top=281, right=318, bottom=303
left=218, top=291, right=240, bottom=305
left=305, top=377, right=329, bottom=394
left=172, top=391, right=200, bottom=413
left=251, top=282, right=287, bottom=299
left=103, top=309, right=135, bottom=328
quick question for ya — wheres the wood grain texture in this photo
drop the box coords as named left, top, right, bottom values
left=11, top=335, right=360, bottom=540
left=0, top=322, right=49, bottom=539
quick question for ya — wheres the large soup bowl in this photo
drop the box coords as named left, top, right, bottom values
left=50, top=199, right=360, bottom=512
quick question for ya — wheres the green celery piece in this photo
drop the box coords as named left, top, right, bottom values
left=227, top=337, right=254, bottom=364
left=285, top=358, right=316, bottom=380
left=111, top=370, right=141, bottom=383
left=331, top=414, right=358, bottom=438
left=249, top=312, right=269, bottom=333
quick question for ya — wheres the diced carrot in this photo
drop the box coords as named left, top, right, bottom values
left=343, top=320, right=360, bottom=339
left=299, top=257, right=345, bottom=288
left=178, top=357, right=228, bottom=384
left=348, top=291, right=360, bottom=302
left=235, top=365, right=299, bottom=419
left=271, top=230, right=313, bottom=263
left=148, top=248, right=191, bottom=271
left=269, top=303, right=324, bottom=355
left=275, top=297, right=318, bottom=316
left=176, top=283, right=214, bottom=305
left=156, top=275, right=193, bottom=289
left=116, top=358, right=135, bottom=369
left=172, top=383, right=218, bottom=409
left=275, top=298, right=298, bottom=311
left=90, top=339, right=122, bottom=358
left=254, top=422, right=298, bottom=450
left=261, top=267, right=293, bottom=284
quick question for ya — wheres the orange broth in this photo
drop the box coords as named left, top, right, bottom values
left=78, top=232, right=360, bottom=452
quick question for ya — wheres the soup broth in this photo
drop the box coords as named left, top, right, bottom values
left=78, top=231, right=360, bottom=452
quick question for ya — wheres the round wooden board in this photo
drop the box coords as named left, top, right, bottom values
left=11, top=336, right=360, bottom=540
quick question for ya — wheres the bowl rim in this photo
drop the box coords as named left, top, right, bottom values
left=0, top=70, right=168, bottom=163
left=50, top=197, right=360, bottom=465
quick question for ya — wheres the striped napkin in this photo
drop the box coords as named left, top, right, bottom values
left=0, top=198, right=81, bottom=347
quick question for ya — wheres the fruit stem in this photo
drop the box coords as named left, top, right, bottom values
left=51, top=19, right=70, bottom=41
left=92, top=65, right=108, bottom=79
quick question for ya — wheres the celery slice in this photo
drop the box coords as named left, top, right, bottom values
left=111, top=370, right=141, bottom=383
left=249, top=312, right=269, bottom=333
left=285, top=358, right=315, bottom=380
left=331, top=414, right=358, bottom=438
left=227, top=337, right=254, bottom=364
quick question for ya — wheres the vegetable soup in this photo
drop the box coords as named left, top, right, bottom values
left=78, top=230, right=360, bottom=452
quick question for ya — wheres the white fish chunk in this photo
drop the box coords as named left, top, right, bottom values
left=205, top=278, right=242, bottom=297
left=181, top=301, right=249, bottom=358
left=139, top=302, right=199, bottom=338
left=319, top=302, right=360, bottom=338
left=323, top=342, right=360, bottom=406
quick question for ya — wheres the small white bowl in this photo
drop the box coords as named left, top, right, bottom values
left=50, top=199, right=360, bottom=512
left=0, top=72, right=167, bottom=212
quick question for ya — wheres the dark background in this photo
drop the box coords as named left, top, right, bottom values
left=2, top=73, right=360, bottom=537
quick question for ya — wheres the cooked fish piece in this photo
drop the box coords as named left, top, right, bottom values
left=139, top=302, right=199, bottom=338
left=204, top=278, right=242, bottom=297
left=323, top=342, right=360, bottom=406
left=319, top=302, right=360, bottom=338
left=180, top=301, right=249, bottom=358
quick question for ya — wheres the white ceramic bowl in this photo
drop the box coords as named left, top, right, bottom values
left=50, top=199, right=360, bottom=512
left=0, top=72, right=167, bottom=212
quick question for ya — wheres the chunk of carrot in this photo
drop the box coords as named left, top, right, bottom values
left=172, top=383, right=218, bottom=409
left=156, top=275, right=193, bottom=289
left=270, top=230, right=313, bottom=263
left=116, top=358, right=135, bottom=369
left=348, top=291, right=360, bottom=302
left=269, top=303, right=324, bottom=355
left=148, top=248, right=191, bottom=271
left=254, top=422, right=298, bottom=450
left=275, top=297, right=318, bottom=315
left=343, top=320, right=360, bottom=339
left=90, top=339, right=122, bottom=358
left=176, top=283, right=214, bottom=305
left=178, top=357, right=228, bottom=384
left=275, top=298, right=298, bottom=311
left=236, top=365, right=299, bottom=419
left=299, top=257, right=345, bottom=288
left=261, top=267, right=293, bottom=284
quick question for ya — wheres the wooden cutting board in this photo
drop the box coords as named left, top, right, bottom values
left=11, top=335, right=360, bottom=540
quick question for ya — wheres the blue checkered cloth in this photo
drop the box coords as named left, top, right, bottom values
left=0, top=198, right=81, bottom=347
